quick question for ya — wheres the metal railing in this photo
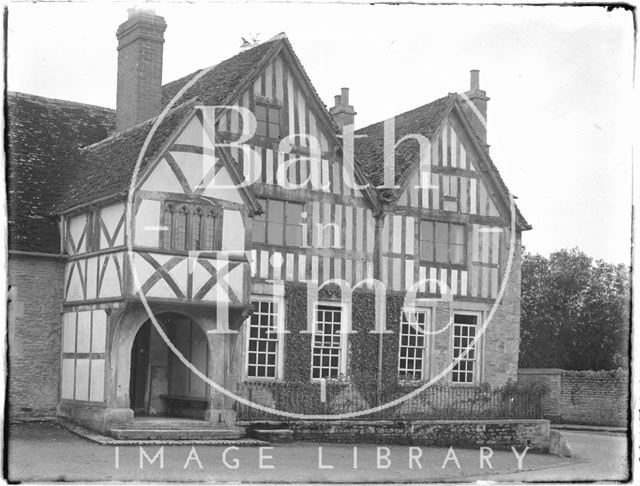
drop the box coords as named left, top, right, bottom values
left=235, top=381, right=543, bottom=421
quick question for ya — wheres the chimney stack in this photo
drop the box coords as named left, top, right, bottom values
left=115, top=8, right=167, bottom=132
left=461, top=69, right=489, bottom=146
left=330, top=87, right=356, bottom=129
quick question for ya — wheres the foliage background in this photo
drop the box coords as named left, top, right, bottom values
left=519, top=248, right=630, bottom=370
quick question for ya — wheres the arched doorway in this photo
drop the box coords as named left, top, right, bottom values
left=129, top=313, right=210, bottom=418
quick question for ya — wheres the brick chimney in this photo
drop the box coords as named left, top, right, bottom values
left=115, top=8, right=167, bottom=131
left=330, top=88, right=356, bottom=129
left=460, top=69, right=489, bottom=146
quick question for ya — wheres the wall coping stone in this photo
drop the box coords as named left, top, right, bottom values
left=519, top=368, right=564, bottom=375
left=241, top=419, right=550, bottom=426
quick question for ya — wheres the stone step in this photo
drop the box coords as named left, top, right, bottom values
left=114, top=419, right=224, bottom=431
left=110, top=427, right=245, bottom=440
left=250, top=429, right=294, bottom=443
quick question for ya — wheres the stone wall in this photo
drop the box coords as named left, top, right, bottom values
left=8, top=254, right=65, bottom=419
left=248, top=419, right=550, bottom=451
left=518, top=368, right=628, bottom=427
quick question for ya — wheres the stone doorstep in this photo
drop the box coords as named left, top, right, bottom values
left=250, top=429, right=295, bottom=443
left=112, top=418, right=235, bottom=431
left=110, top=428, right=246, bottom=440
left=57, top=419, right=269, bottom=446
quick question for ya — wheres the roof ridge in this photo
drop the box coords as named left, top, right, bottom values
left=356, top=94, right=453, bottom=133
left=7, top=91, right=114, bottom=113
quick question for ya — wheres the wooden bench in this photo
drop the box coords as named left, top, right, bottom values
left=159, top=395, right=209, bottom=419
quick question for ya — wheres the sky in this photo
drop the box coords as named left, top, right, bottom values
left=6, top=2, right=635, bottom=264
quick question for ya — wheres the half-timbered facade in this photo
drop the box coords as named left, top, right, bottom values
left=7, top=9, right=530, bottom=433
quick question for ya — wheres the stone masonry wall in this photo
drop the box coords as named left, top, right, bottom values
left=249, top=419, right=550, bottom=451
left=519, top=368, right=628, bottom=427
left=559, top=370, right=628, bottom=427
left=8, top=254, right=65, bottom=418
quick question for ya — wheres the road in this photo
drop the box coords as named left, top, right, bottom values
left=6, top=423, right=629, bottom=482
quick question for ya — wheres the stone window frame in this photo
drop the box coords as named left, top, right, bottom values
left=450, top=310, right=482, bottom=384
left=397, top=306, right=434, bottom=383
left=310, top=300, right=349, bottom=381
left=244, top=295, right=286, bottom=381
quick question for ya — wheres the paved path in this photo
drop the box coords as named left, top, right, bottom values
left=6, top=423, right=629, bottom=482
left=482, top=430, right=629, bottom=482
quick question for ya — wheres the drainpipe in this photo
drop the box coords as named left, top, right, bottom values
left=373, top=211, right=385, bottom=404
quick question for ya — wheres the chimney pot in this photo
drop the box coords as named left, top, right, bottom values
left=470, top=69, right=480, bottom=91
left=341, top=87, right=349, bottom=105
left=329, top=87, right=356, bottom=130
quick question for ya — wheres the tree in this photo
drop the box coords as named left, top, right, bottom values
left=520, top=248, right=630, bottom=370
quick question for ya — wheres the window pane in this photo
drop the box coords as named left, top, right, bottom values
left=455, top=314, right=478, bottom=325
left=421, top=221, right=434, bottom=242
left=269, top=122, right=280, bottom=138
left=286, top=224, right=301, bottom=246
left=192, top=212, right=202, bottom=250
left=420, top=241, right=434, bottom=261
left=204, top=214, right=215, bottom=250
left=267, top=222, right=283, bottom=245
left=255, top=105, right=267, bottom=122
left=451, top=224, right=464, bottom=244
left=268, top=107, right=280, bottom=122
left=452, top=244, right=464, bottom=264
left=443, top=200, right=458, bottom=212
left=268, top=200, right=284, bottom=223
left=286, top=203, right=303, bottom=225
left=256, top=120, right=267, bottom=137
left=173, top=208, right=188, bottom=251
left=435, top=222, right=448, bottom=244
left=435, top=243, right=448, bottom=263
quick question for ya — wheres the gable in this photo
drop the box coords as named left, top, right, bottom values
left=137, top=111, right=253, bottom=207
left=396, top=115, right=501, bottom=219
left=217, top=49, right=377, bottom=205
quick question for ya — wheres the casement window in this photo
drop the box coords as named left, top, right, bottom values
left=442, top=175, right=459, bottom=212
left=398, top=309, right=431, bottom=382
left=253, top=199, right=304, bottom=247
left=451, top=313, right=479, bottom=384
left=311, top=303, right=347, bottom=380
left=161, top=202, right=221, bottom=251
left=419, top=221, right=465, bottom=265
left=255, top=103, right=281, bottom=139
left=246, top=299, right=284, bottom=380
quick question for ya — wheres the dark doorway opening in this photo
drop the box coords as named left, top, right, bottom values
left=129, top=314, right=210, bottom=418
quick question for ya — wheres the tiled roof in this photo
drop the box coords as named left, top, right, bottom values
left=161, top=37, right=281, bottom=109
left=355, top=95, right=453, bottom=202
left=6, top=92, right=115, bottom=253
left=56, top=37, right=284, bottom=212
left=58, top=99, right=198, bottom=212
left=355, top=94, right=530, bottom=230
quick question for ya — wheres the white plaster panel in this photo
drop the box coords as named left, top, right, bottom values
left=140, top=158, right=184, bottom=193
left=100, top=203, right=125, bottom=248
left=62, top=313, right=76, bottom=353
left=91, top=310, right=107, bottom=353
left=74, top=359, right=90, bottom=401
left=135, top=199, right=162, bottom=247
left=221, top=210, right=245, bottom=251
left=85, top=256, right=99, bottom=300
left=89, top=359, right=105, bottom=402
left=76, top=311, right=92, bottom=353
left=61, top=359, right=75, bottom=399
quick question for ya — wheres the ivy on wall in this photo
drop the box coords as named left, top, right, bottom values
left=282, top=282, right=409, bottom=394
